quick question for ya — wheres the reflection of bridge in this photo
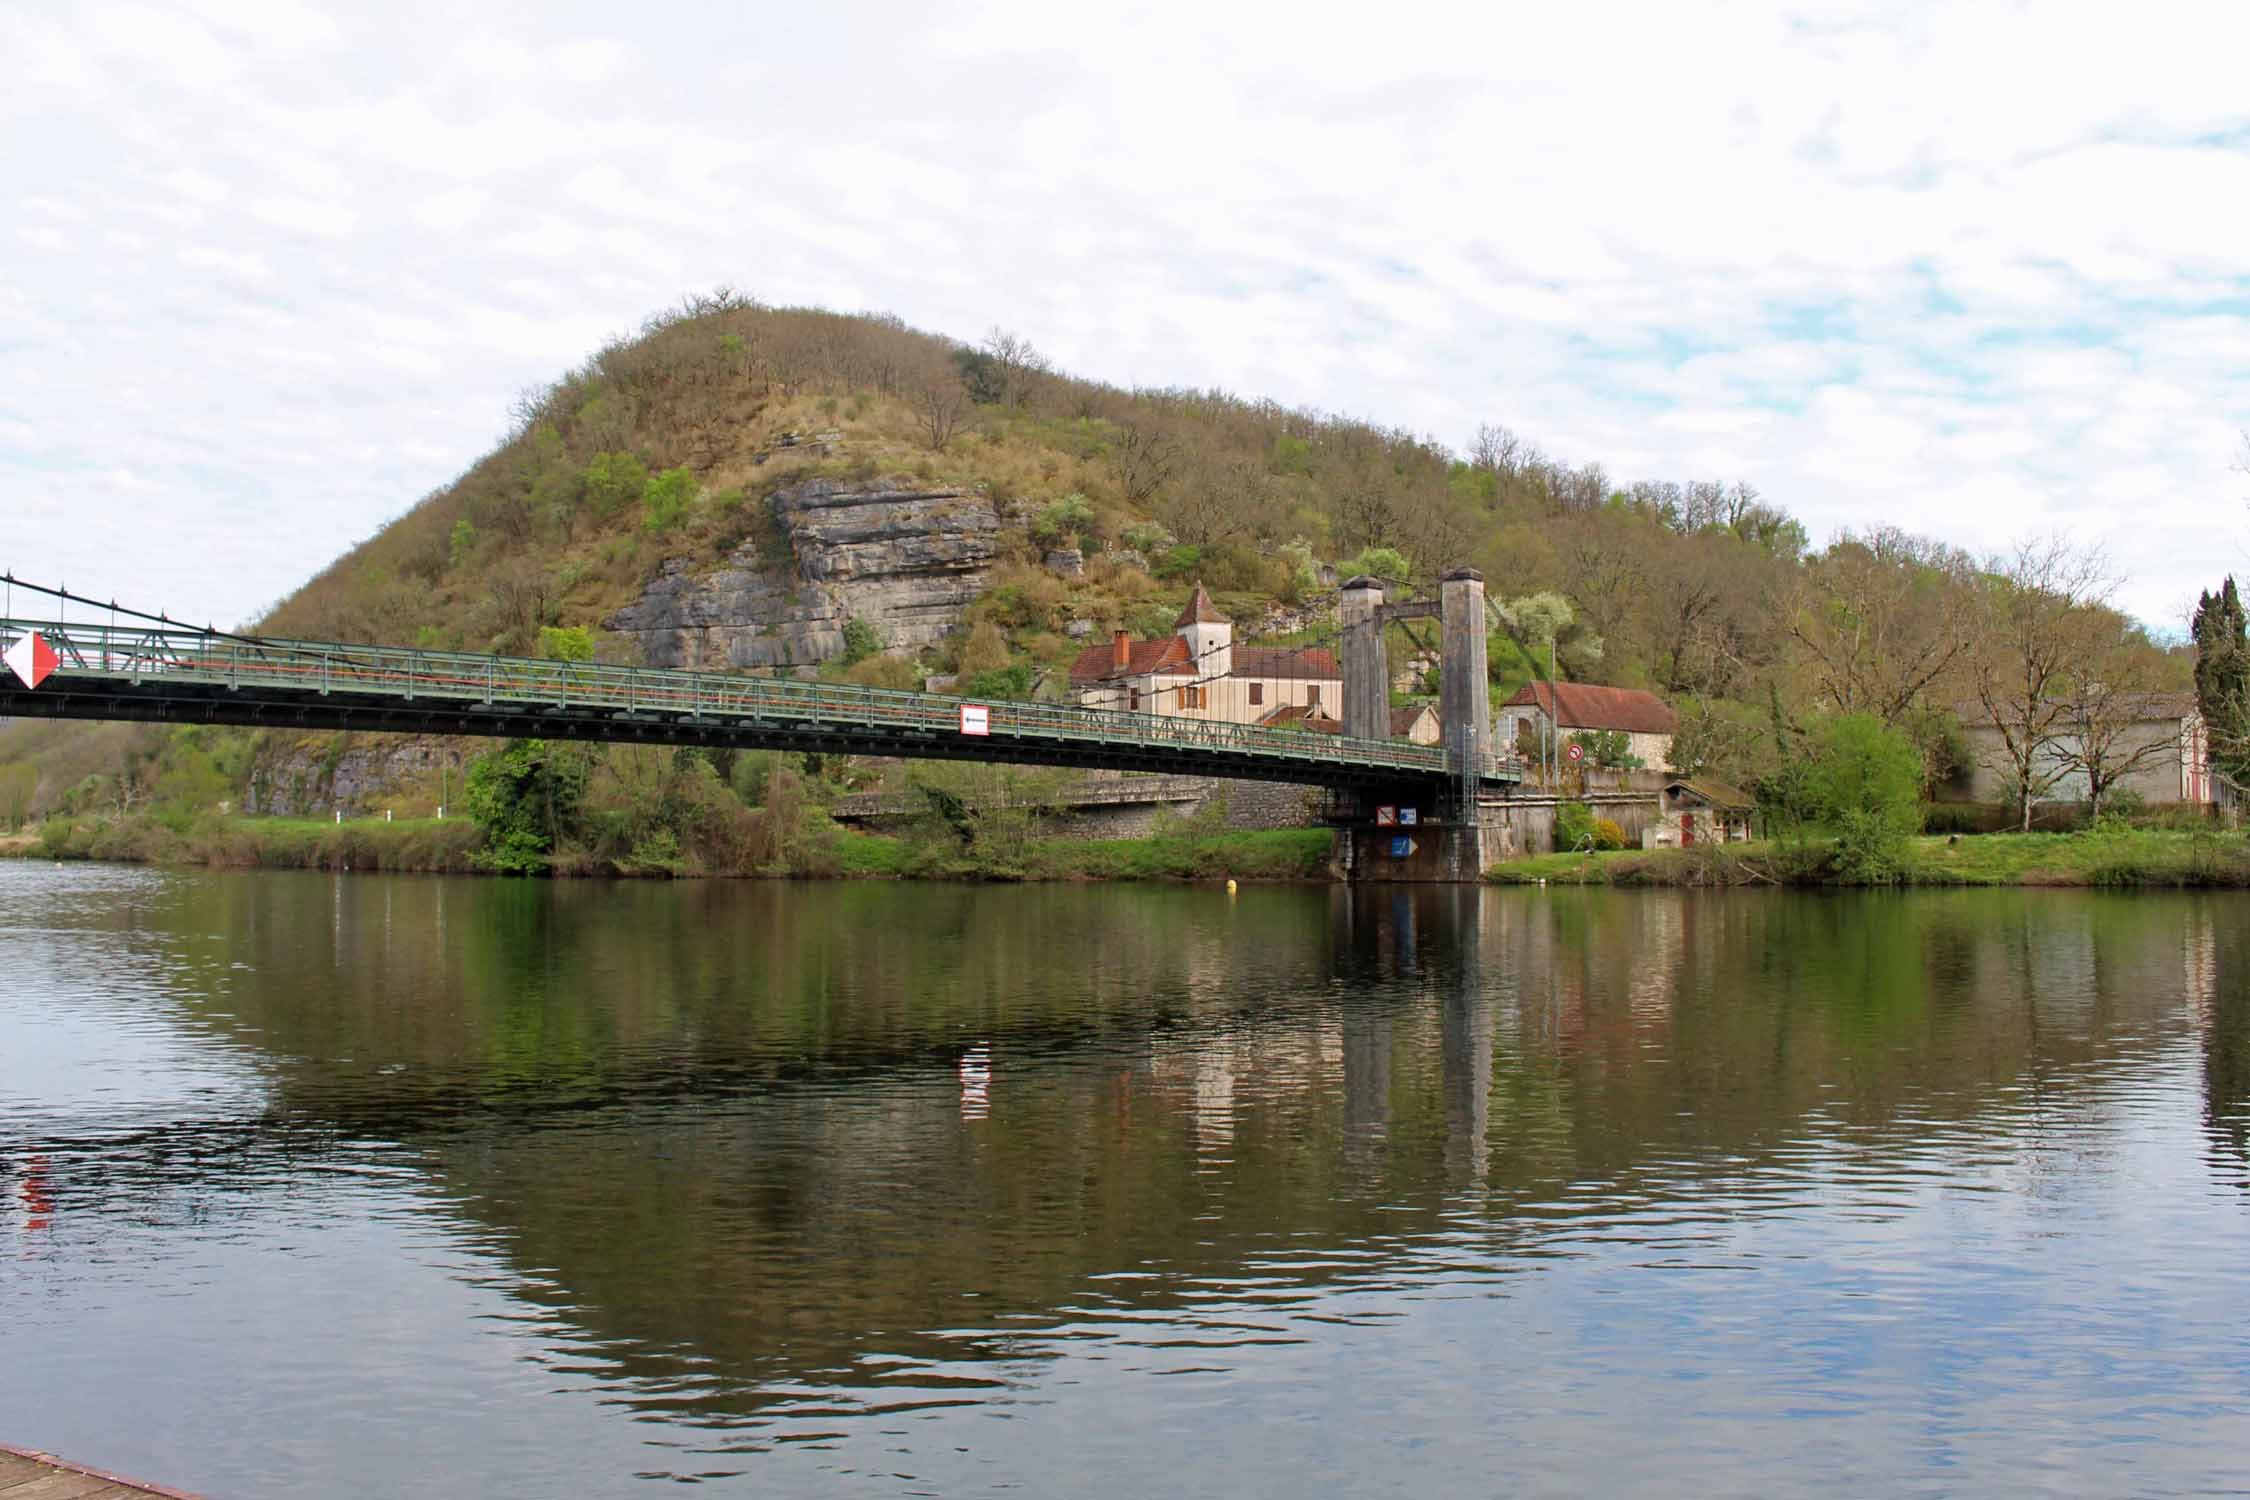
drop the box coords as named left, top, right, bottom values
left=0, top=613, right=1514, bottom=797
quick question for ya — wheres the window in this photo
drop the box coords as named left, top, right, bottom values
left=1248, top=683, right=1263, bottom=706
left=1129, top=688, right=1141, bottom=711
left=1180, top=684, right=1205, bottom=709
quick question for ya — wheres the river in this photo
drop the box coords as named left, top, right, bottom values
left=3, top=865, right=2247, bottom=1496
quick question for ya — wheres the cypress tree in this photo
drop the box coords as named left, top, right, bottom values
left=2192, top=577, right=2250, bottom=786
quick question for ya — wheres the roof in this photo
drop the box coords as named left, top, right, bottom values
left=1958, top=691, right=2198, bottom=728
left=1667, top=777, right=1755, bottom=810
left=1502, top=681, right=1678, bottom=734
left=1067, top=635, right=1192, bottom=684
left=1391, top=704, right=1436, bottom=736
left=1234, top=646, right=1340, bottom=681
left=1174, top=582, right=1228, bottom=628
left=1257, top=704, right=1343, bottom=733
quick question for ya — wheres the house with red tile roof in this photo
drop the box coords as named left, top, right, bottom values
left=1068, top=584, right=1344, bottom=726
left=1498, top=682, right=1678, bottom=770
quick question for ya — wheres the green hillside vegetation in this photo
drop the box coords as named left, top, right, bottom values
left=0, top=290, right=2199, bottom=869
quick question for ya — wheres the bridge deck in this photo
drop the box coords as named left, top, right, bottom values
left=0, top=618, right=1522, bottom=791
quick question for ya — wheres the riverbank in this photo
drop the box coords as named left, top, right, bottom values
left=16, top=812, right=1337, bottom=883
left=1487, top=828, right=2250, bottom=888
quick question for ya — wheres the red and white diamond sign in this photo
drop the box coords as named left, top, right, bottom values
left=4, top=631, right=58, bottom=690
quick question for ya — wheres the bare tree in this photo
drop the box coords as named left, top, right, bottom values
left=981, top=327, right=1050, bottom=409
left=1967, top=536, right=2116, bottom=831
left=1112, top=421, right=1179, bottom=505
left=2053, top=631, right=2186, bottom=820
left=915, top=376, right=974, bottom=452
left=1786, top=526, right=1977, bottom=723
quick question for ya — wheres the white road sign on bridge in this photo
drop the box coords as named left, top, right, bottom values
left=959, top=703, right=991, bottom=736
left=4, top=631, right=56, bottom=689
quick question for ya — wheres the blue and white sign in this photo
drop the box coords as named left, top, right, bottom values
left=1389, top=835, right=1414, bottom=858
left=1398, top=807, right=1418, bottom=827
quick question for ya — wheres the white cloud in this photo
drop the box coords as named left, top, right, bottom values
left=1, top=0, right=2246, bottom=628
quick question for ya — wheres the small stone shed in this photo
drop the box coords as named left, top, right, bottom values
left=1645, top=778, right=1756, bottom=848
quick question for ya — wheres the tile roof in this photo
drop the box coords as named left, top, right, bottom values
left=1503, top=681, right=1678, bottom=734
left=1391, top=704, right=1436, bottom=736
left=1067, top=635, right=1193, bottom=684
left=1257, top=704, right=1343, bottom=733
left=1667, top=777, right=1755, bottom=810
left=1233, top=646, right=1341, bottom=681
left=1175, top=582, right=1228, bottom=627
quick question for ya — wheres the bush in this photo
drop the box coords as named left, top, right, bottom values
left=640, top=466, right=697, bottom=535
left=1554, top=801, right=1595, bottom=852
left=1591, top=817, right=1627, bottom=851
left=582, top=451, right=649, bottom=517
left=1342, top=546, right=1411, bottom=583
left=1802, top=713, right=1923, bottom=882
left=841, top=616, right=882, bottom=665
left=1031, top=492, right=1095, bottom=543
left=1922, top=801, right=2007, bottom=835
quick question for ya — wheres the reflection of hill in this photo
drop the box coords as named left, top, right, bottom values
left=14, top=877, right=2227, bottom=1436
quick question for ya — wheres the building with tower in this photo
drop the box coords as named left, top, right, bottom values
left=1067, top=584, right=1344, bottom=726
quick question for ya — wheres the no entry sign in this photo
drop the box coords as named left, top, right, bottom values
left=4, top=632, right=57, bottom=690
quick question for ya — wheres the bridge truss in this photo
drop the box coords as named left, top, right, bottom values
left=0, top=615, right=1523, bottom=793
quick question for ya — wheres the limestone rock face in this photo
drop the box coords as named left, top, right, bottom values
left=606, top=478, right=1001, bottom=669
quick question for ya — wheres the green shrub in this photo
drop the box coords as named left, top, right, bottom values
left=841, top=616, right=882, bottom=665
left=582, top=451, right=649, bottom=517
left=1555, top=801, right=1595, bottom=852
left=1591, top=817, right=1627, bottom=850
left=640, top=466, right=696, bottom=535
left=536, top=625, right=595, bottom=662
left=1803, top=712, right=1922, bottom=882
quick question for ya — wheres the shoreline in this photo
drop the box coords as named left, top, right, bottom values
left=1484, top=828, right=2250, bottom=889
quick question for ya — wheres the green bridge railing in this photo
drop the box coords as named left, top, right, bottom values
left=3, top=617, right=1521, bottom=784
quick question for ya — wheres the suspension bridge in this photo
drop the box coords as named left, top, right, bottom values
left=0, top=579, right=1524, bottom=799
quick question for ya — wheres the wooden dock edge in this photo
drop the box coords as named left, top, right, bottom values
left=0, top=1440, right=208, bottom=1499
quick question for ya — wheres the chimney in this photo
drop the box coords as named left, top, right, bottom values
left=1112, top=630, right=1131, bottom=675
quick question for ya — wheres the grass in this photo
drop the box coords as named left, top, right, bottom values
left=832, top=826, right=1333, bottom=882
left=1486, top=828, right=2250, bottom=888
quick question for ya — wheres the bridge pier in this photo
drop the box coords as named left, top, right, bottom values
left=1332, top=805, right=1510, bottom=883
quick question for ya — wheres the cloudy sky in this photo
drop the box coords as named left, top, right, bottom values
left=5, top=0, right=2246, bottom=630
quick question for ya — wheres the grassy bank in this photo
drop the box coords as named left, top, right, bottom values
left=15, top=812, right=1335, bottom=883
left=1487, top=828, right=2250, bottom=888
left=837, top=826, right=1334, bottom=882
left=28, top=814, right=488, bottom=872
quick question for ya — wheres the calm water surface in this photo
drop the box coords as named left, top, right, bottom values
left=3, top=866, right=2248, bottom=1496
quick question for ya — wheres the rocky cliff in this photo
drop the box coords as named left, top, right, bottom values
left=606, top=478, right=1001, bottom=669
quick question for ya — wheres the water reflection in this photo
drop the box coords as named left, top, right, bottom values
left=4, top=871, right=2248, bottom=1496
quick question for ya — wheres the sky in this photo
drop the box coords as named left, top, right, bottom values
left=4, top=0, right=2248, bottom=631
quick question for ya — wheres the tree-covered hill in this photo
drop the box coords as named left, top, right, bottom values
left=0, top=290, right=2187, bottom=839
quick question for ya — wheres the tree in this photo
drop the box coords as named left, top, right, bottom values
left=2193, top=576, right=2250, bottom=793
left=1111, top=421, right=1178, bottom=506
left=2053, top=626, right=2182, bottom=819
left=1966, top=537, right=2114, bottom=832
left=0, top=762, right=34, bottom=829
left=1801, top=712, right=1923, bottom=881
left=979, top=327, right=1050, bottom=409
left=916, top=374, right=974, bottom=451
left=1786, top=527, right=1976, bottom=723
left=464, top=739, right=594, bottom=873
left=536, top=625, right=596, bottom=662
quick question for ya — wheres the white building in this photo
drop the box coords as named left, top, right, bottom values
left=1069, top=584, right=1343, bottom=724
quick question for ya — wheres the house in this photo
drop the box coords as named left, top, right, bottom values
left=1069, top=584, right=1343, bottom=724
left=1391, top=703, right=1440, bottom=745
left=1256, top=703, right=1343, bottom=734
left=1648, top=778, right=1756, bottom=847
left=1497, top=683, right=1678, bottom=770
left=1958, top=693, right=2218, bottom=807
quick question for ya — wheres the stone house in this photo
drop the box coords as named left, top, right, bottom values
left=1959, top=693, right=2218, bottom=807
left=1645, top=778, right=1756, bottom=848
left=1497, top=683, right=1678, bottom=771
left=1391, top=703, right=1440, bottom=745
left=1069, top=585, right=1343, bottom=724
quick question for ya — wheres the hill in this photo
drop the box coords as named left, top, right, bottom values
left=0, top=290, right=2188, bottom=847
